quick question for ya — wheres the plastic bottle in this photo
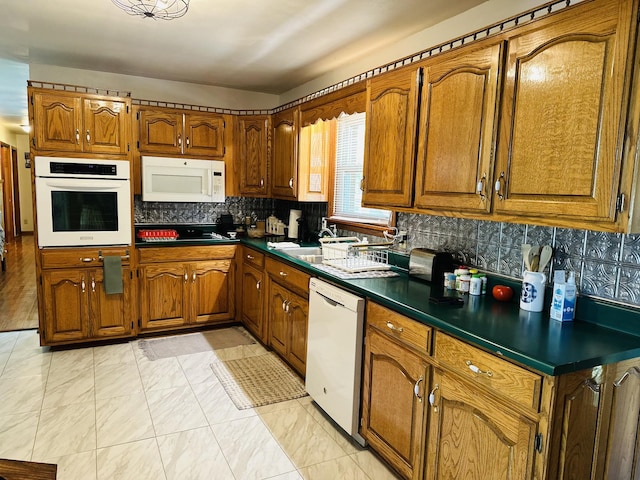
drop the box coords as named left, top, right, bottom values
left=479, top=274, right=487, bottom=295
left=564, top=271, right=577, bottom=320
left=469, top=275, right=482, bottom=295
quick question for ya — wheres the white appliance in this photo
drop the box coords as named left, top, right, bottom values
left=35, top=156, right=132, bottom=248
left=141, top=156, right=225, bottom=203
left=306, top=277, right=366, bottom=446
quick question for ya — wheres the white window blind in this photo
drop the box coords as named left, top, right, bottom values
left=333, top=113, right=392, bottom=225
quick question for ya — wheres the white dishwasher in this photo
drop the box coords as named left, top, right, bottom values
left=306, top=277, right=366, bottom=446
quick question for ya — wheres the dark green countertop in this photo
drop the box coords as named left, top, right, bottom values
left=242, top=238, right=640, bottom=376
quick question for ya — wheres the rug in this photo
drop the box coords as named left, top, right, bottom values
left=138, top=326, right=256, bottom=360
left=210, top=352, right=308, bottom=409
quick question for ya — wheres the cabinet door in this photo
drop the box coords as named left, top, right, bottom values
left=298, top=120, right=331, bottom=202
left=190, top=260, right=235, bottom=325
left=425, top=368, right=536, bottom=480
left=361, top=328, right=428, bottom=480
left=363, top=66, right=420, bottom=208
left=41, top=270, right=89, bottom=343
left=32, top=92, right=83, bottom=152
left=184, top=113, right=225, bottom=157
left=237, top=116, right=269, bottom=196
left=494, top=0, right=634, bottom=222
left=83, top=98, right=129, bottom=155
left=268, top=281, right=289, bottom=358
left=602, top=365, right=640, bottom=480
left=137, top=108, right=183, bottom=154
left=286, top=289, right=308, bottom=376
left=139, top=264, right=188, bottom=330
left=271, top=108, right=298, bottom=199
left=89, top=268, right=134, bottom=338
left=241, top=263, right=265, bottom=341
left=415, top=43, right=502, bottom=213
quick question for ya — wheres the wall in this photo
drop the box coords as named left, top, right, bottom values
left=29, top=65, right=279, bottom=110
left=279, top=0, right=566, bottom=103
left=15, top=134, right=33, bottom=232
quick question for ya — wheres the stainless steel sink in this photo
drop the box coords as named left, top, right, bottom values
left=281, top=246, right=324, bottom=264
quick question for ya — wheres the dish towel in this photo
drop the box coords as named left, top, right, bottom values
left=103, top=256, right=123, bottom=294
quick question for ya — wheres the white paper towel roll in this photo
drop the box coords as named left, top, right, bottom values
left=287, top=209, right=302, bottom=239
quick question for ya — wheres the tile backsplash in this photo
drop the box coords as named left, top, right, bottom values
left=134, top=197, right=640, bottom=308
left=396, top=213, right=640, bottom=308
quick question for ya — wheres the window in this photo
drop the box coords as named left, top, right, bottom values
left=331, top=112, right=392, bottom=226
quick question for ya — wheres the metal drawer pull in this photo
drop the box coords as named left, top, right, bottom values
left=80, top=257, right=96, bottom=263
left=97, top=250, right=130, bottom=262
left=279, top=271, right=288, bottom=278
left=466, top=360, right=493, bottom=377
left=246, top=254, right=255, bottom=260
left=429, top=384, right=439, bottom=412
left=414, top=376, right=424, bottom=402
left=386, top=321, right=403, bottom=333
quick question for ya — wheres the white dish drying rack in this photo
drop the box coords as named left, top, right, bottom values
left=319, top=237, right=393, bottom=273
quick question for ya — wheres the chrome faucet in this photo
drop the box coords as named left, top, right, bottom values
left=318, top=217, right=337, bottom=238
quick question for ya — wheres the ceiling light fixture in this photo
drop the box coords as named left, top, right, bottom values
left=111, top=0, right=189, bottom=20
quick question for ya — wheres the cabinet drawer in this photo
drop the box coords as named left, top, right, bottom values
left=243, top=247, right=264, bottom=269
left=138, top=245, right=236, bottom=263
left=366, top=301, right=432, bottom=355
left=41, top=247, right=131, bottom=269
left=265, top=257, right=310, bottom=295
left=434, top=332, right=542, bottom=410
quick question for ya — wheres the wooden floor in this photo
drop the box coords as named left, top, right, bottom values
left=0, top=234, right=39, bottom=332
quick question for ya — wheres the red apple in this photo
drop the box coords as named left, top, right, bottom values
left=492, top=285, right=514, bottom=302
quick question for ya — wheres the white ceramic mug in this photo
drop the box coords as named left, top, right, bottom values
left=520, top=271, right=546, bottom=312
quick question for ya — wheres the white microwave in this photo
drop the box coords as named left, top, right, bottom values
left=35, top=156, right=132, bottom=248
left=141, top=156, right=225, bottom=203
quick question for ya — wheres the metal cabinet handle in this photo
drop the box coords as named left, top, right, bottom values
left=246, top=254, right=255, bottom=260
left=186, top=136, right=190, bottom=147
left=414, top=376, right=424, bottom=402
left=86, top=130, right=91, bottom=144
left=279, top=271, right=288, bottom=278
left=177, top=134, right=182, bottom=147
left=260, top=178, right=264, bottom=187
left=80, top=257, right=96, bottom=263
left=386, top=321, right=403, bottom=333
left=476, top=173, right=486, bottom=200
left=466, top=360, right=493, bottom=377
left=184, top=272, right=188, bottom=282
left=614, top=367, right=640, bottom=387
left=256, top=280, right=261, bottom=291
left=75, top=129, right=80, bottom=144
left=429, top=384, right=439, bottom=412
left=494, top=172, right=505, bottom=200
left=282, top=300, right=287, bottom=311
left=192, top=271, right=196, bottom=283
left=81, top=277, right=86, bottom=293
left=285, top=301, right=290, bottom=313
left=288, top=177, right=294, bottom=189
left=91, top=277, right=96, bottom=292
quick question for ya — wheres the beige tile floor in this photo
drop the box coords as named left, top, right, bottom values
left=0, top=328, right=400, bottom=480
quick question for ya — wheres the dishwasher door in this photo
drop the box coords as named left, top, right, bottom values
left=306, top=277, right=365, bottom=446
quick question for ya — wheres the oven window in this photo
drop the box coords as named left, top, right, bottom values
left=51, top=191, right=119, bottom=232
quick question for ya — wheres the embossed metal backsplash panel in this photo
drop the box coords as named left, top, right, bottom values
left=396, top=213, right=640, bottom=307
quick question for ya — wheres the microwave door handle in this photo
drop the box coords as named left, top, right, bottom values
left=208, top=171, right=213, bottom=196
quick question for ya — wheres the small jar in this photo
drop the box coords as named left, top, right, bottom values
left=479, top=274, right=487, bottom=294
left=445, top=273, right=456, bottom=290
left=455, top=269, right=469, bottom=291
left=470, top=275, right=482, bottom=295
left=459, top=274, right=471, bottom=294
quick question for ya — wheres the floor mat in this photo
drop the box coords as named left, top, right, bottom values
left=138, top=326, right=255, bottom=360
left=210, top=352, right=308, bottom=409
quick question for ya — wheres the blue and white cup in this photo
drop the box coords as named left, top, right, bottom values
left=520, top=271, right=546, bottom=312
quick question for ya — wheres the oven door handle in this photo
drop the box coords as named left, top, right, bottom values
left=39, top=178, right=126, bottom=191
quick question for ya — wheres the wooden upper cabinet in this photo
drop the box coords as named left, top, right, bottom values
left=237, top=115, right=270, bottom=197
left=363, top=66, right=420, bottom=208
left=136, top=107, right=226, bottom=158
left=137, top=108, right=183, bottom=155
left=31, top=90, right=130, bottom=156
left=271, top=107, right=298, bottom=199
left=297, top=120, right=332, bottom=202
left=414, top=42, right=503, bottom=214
left=184, top=113, right=225, bottom=157
left=494, top=0, right=635, bottom=223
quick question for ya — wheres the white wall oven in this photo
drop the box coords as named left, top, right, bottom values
left=35, top=156, right=132, bottom=248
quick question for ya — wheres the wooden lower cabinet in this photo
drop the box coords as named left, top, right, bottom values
left=361, top=327, right=429, bottom=480
left=425, top=367, right=536, bottom=480
left=138, top=260, right=234, bottom=331
left=240, top=262, right=265, bottom=340
left=265, top=257, right=310, bottom=377
left=137, top=245, right=237, bottom=333
left=41, top=267, right=134, bottom=344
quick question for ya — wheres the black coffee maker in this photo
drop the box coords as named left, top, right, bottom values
left=296, top=216, right=311, bottom=242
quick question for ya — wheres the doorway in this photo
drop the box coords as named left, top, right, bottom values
left=0, top=142, right=16, bottom=243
